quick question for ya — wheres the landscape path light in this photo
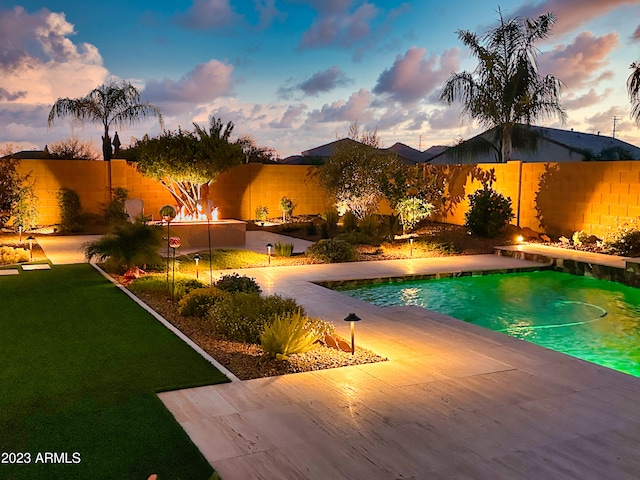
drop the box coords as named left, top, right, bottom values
left=27, top=235, right=35, bottom=260
left=409, top=237, right=414, bottom=257
left=160, top=205, right=177, bottom=282
left=193, top=253, right=202, bottom=279
left=266, top=243, right=273, bottom=265
left=18, top=224, right=23, bottom=243
left=343, top=312, right=361, bottom=355
left=169, top=236, right=181, bottom=300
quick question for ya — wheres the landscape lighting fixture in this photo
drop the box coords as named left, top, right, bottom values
left=343, top=313, right=361, bottom=355
left=27, top=235, right=35, bottom=260
left=193, top=253, right=202, bottom=279
left=266, top=243, right=273, bottom=265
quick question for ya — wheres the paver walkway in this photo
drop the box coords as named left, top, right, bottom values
left=159, top=255, right=640, bottom=479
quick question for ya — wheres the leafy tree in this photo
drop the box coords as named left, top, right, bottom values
left=48, top=136, right=101, bottom=160
left=440, top=9, right=565, bottom=162
left=48, top=80, right=163, bottom=161
left=628, top=62, right=640, bottom=124
left=236, top=136, right=279, bottom=163
left=129, top=118, right=244, bottom=217
left=317, top=122, right=406, bottom=219
left=11, top=179, right=39, bottom=230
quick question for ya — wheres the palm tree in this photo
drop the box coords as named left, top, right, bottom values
left=48, top=80, right=164, bottom=161
left=628, top=62, right=640, bottom=124
left=440, top=9, right=566, bottom=162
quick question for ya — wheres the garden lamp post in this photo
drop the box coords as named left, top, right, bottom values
left=193, top=253, right=202, bottom=279
left=169, top=236, right=181, bottom=300
left=409, top=237, right=414, bottom=257
left=27, top=235, right=35, bottom=260
left=160, top=205, right=177, bottom=282
left=18, top=224, right=22, bottom=243
left=343, top=313, right=361, bottom=355
left=266, top=243, right=273, bottom=265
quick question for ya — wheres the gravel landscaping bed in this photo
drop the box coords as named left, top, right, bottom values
left=133, top=290, right=387, bottom=380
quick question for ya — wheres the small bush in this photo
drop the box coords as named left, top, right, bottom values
left=260, top=311, right=323, bottom=360
left=274, top=241, right=294, bottom=257
left=358, top=214, right=380, bottom=237
left=380, top=214, right=401, bottom=242
left=172, top=277, right=207, bottom=300
left=209, top=293, right=305, bottom=343
left=279, top=196, right=295, bottom=221
left=178, top=287, right=229, bottom=317
left=0, top=246, right=30, bottom=265
left=572, top=230, right=590, bottom=246
left=603, top=224, right=640, bottom=256
left=342, top=211, right=358, bottom=232
left=104, top=187, right=129, bottom=228
left=396, top=197, right=433, bottom=233
left=255, top=205, right=268, bottom=222
left=464, top=186, right=514, bottom=238
left=336, top=230, right=379, bottom=246
left=57, top=187, right=83, bottom=233
left=322, top=208, right=339, bottom=236
left=214, top=273, right=262, bottom=294
left=306, top=238, right=356, bottom=263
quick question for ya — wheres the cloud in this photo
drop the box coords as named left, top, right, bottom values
left=298, top=1, right=379, bottom=49
left=511, top=0, right=637, bottom=37
left=539, top=32, right=619, bottom=90
left=0, top=7, right=107, bottom=106
left=373, top=47, right=460, bottom=105
left=563, top=88, right=613, bottom=110
left=143, top=60, right=234, bottom=109
left=306, top=88, right=374, bottom=123
left=269, top=104, right=307, bottom=128
left=584, top=106, right=630, bottom=135
left=175, top=0, right=243, bottom=30
left=278, top=66, right=352, bottom=99
left=253, top=0, right=286, bottom=28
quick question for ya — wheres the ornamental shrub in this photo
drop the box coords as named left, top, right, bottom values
left=255, top=205, right=268, bottom=222
left=396, top=197, right=433, bottom=233
left=260, top=310, right=323, bottom=360
left=603, top=224, right=640, bottom=256
left=464, top=186, right=514, bottom=238
left=306, top=238, right=356, bottom=263
left=208, top=293, right=305, bottom=343
left=0, top=246, right=29, bottom=265
left=274, top=241, right=294, bottom=257
left=214, top=273, right=261, bottom=294
left=57, top=187, right=83, bottom=233
left=178, top=287, right=229, bottom=317
left=279, top=196, right=295, bottom=221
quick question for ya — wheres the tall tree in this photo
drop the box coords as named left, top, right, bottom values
left=440, top=9, right=566, bottom=162
left=48, top=80, right=164, bottom=161
left=628, top=62, right=640, bottom=124
left=129, top=118, right=244, bottom=217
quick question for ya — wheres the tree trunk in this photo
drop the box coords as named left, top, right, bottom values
left=501, top=123, right=513, bottom=163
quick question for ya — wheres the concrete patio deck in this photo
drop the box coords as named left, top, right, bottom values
left=158, top=255, right=640, bottom=480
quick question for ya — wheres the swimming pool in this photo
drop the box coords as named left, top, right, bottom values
left=337, top=270, right=640, bottom=378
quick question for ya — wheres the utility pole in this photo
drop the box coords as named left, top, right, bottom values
left=613, top=116, right=619, bottom=138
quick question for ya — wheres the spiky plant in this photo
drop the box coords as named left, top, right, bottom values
left=83, top=220, right=162, bottom=272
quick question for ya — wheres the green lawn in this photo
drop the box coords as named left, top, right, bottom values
left=0, top=264, right=229, bottom=480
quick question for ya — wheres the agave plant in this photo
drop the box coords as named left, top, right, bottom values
left=84, top=220, right=162, bottom=272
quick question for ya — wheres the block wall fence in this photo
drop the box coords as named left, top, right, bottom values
left=16, top=158, right=640, bottom=238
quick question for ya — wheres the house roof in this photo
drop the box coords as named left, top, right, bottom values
left=429, top=125, right=640, bottom=164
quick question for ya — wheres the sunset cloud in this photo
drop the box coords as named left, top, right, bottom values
left=512, top=0, right=637, bottom=37
left=539, top=32, right=619, bottom=90
left=144, top=60, right=234, bottom=109
left=278, top=66, right=352, bottom=99
left=306, top=88, right=374, bottom=123
left=174, top=0, right=243, bottom=30
left=373, top=47, right=460, bottom=105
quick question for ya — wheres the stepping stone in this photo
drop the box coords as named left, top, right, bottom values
left=0, top=269, right=20, bottom=276
left=22, top=264, right=51, bottom=271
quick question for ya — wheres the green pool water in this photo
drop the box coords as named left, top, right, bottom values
left=337, top=270, right=640, bottom=377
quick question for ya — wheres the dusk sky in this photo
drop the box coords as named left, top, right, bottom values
left=2, top=0, right=640, bottom=158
